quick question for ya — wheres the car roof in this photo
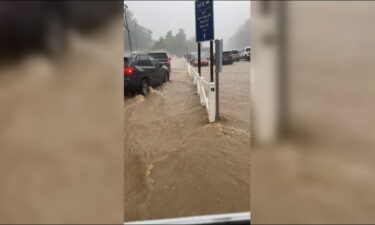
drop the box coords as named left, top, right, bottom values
left=147, top=51, right=170, bottom=57
left=127, top=53, right=149, bottom=57
left=148, top=51, right=168, bottom=54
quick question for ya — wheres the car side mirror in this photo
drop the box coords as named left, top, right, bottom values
left=156, top=62, right=163, bottom=68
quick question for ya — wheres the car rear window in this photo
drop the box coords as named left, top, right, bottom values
left=223, top=52, right=232, bottom=56
left=136, top=55, right=154, bottom=66
left=148, top=53, right=168, bottom=60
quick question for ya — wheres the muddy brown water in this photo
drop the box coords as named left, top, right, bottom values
left=124, top=59, right=250, bottom=221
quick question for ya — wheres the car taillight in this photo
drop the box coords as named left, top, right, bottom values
left=167, top=58, right=171, bottom=65
left=124, top=67, right=134, bottom=76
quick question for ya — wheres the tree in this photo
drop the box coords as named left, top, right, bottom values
left=174, top=29, right=188, bottom=56
left=151, top=37, right=166, bottom=51
left=150, top=28, right=196, bottom=57
left=124, top=8, right=153, bottom=54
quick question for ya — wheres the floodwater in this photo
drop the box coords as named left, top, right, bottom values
left=124, top=59, right=250, bottom=221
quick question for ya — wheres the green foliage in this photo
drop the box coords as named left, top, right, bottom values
left=124, top=7, right=217, bottom=57
left=124, top=9, right=153, bottom=54
left=151, top=29, right=199, bottom=57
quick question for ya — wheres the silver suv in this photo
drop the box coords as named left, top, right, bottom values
left=240, top=47, right=251, bottom=61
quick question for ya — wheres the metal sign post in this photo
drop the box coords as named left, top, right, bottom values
left=198, top=43, right=201, bottom=76
left=215, top=39, right=223, bottom=121
left=210, top=40, right=214, bottom=82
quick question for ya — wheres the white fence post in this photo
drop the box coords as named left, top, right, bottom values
left=199, top=77, right=205, bottom=106
left=187, top=62, right=217, bottom=123
left=208, top=83, right=216, bottom=123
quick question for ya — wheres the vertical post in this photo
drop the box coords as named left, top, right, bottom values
left=278, top=1, right=289, bottom=136
left=124, top=4, right=133, bottom=53
left=215, top=64, right=219, bottom=121
left=215, top=39, right=223, bottom=121
left=208, top=83, right=216, bottom=122
left=134, top=22, right=138, bottom=52
left=210, top=40, right=214, bottom=82
left=198, top=42, right=201, bottom=76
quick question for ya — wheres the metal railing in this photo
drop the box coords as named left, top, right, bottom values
left=187, top=62, right=216, bottom=123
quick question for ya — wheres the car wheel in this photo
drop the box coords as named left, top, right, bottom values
left=139, top=79, right=149, bottom=96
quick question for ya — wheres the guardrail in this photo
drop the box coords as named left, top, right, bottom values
left=187, top=62, right=216, bottom=123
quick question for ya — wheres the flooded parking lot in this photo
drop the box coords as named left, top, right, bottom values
left=124, top=59, right=250, bottom=221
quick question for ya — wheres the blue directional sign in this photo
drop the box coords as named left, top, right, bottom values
left=195, top=0, right=214, bottom=42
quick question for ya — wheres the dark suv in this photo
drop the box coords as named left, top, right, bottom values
left=124, top=54, right=169, bottom=96
left=147, top=52, right=171, bottom=72
left=222, top=51, right=234, bottom=65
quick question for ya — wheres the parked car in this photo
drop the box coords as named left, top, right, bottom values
left=192, top=55, right=209, bottom=67
left=188, top=53, right=197, bottom=64
left=230, top=50, right=241, bottom=62
left=148, top=51, right=171, bottom=72
left=222, top=51, right=234, bottom=65
left=240, top=47, right=251, bottom=61
left=124, top=54, right=169, bottom=96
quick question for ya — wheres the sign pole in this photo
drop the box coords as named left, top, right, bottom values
left=124, top=4, right=133, bottom=53
left=198, top=42, right=201, bottom=77
left=215, top=39, right=223, bottom=121
left=215, top=61, right=219, bottom=121
left=210, top=40, right=214, bottom=82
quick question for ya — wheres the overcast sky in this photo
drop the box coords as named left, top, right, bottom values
left=126, top=1, right=250, bottom=45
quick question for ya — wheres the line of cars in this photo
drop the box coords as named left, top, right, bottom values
left=186, top=46, right=251, bottom=67
left=124, top=51, right=171, bottom=96
left=230, top=47, right=251, bottom=62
